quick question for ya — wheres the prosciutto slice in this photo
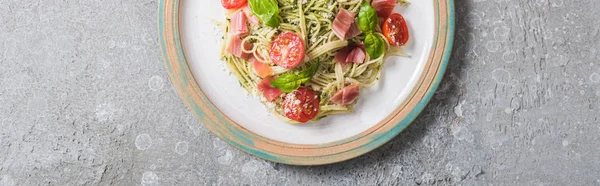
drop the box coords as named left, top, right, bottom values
left=332, top=9, right=361, bottom=40
left=257, top=76, right=283, bottom=102
left=345, top=47, right=365, bottom=64
left=372, top=0, right=397, bottom=19
left=241, top=5, right=260, bottom=26
left=346, top=22, right=362, bottom=40
left=330, top=84, right=360, bottom=105
left=334, top=43, right=366, bottom=64
left=249, top=57, right=272, bottom=78
left=225, top=11, right=253, bottom=58
left=231, top=11, right=248, bottom=37
left=333, top=46, right=353, bottom=63
left=226, top=35, right=252, bottom=59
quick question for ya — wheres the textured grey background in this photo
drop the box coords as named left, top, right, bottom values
left=1, top=0, right=599, bottom=185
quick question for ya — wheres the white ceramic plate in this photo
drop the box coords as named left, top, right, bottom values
left=181, top=1, right=433, bottom=145
left=160, top=0, right=454, bottom=165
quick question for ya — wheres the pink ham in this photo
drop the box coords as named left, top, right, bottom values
left=257, top=76, right=283, bottom=102
left=334, top=43, right=366, bottom=64
left=332, top=9, right=361, bottom=40
left=226, top=35, right=252, bottom=59
left=330, top=84, right=360, bottom=105
left=346, top=47, right=365, bottom=64
left=231, top=11, right=248, bottom=37
left=347, top=22, right=362, bottom=40
left=247, top=14, right=260, bottom=26
left=249, top=57, right=272, bottom=78
left=372, top=0, right=397, bottom=19
left=333, top=46, right=353, bottom=63
left=225, top=10, right=253, bottom=58
left=241, top=5, right=260, bottom=26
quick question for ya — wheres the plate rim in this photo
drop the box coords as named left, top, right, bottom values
left=159, top=0, right=455, bottom=165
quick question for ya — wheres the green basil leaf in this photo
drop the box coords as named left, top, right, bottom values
left=358, top=2, right=378, bottom=34
left=270, top=74, right=305, bottom=93
left=364, top=33, right=385, bottom=59
left=298, top=61, right=320, bottom=78
left=271, top=62, right=320, bottom=92
left=248, top=0, right=280, bottom=28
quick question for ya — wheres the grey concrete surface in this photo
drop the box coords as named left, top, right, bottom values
left=1, top=0, right=599, bottom=185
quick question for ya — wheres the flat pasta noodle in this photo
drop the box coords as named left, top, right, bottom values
left=220, top=0, right=407, bottom=122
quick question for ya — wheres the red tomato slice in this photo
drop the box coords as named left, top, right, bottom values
left=382, top=13, right=409, bottom=46
left=269, top=32, right=305, bottom=69
left=282, top=88, right=320, bottom=123
left=221, top=0, right=247, bottom=9
left=257, top=77, right=283, bottom=102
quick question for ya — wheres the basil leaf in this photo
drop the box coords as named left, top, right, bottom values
left=248, top=0, right=280, bottom=28
left=271, top=62, right=320, bottom=92
left=270, top=74, right=306, bottom=93
left=364, top=33, right=385, bottom=59
left=358, top=2, right=378, bottom=34
left=298, top=61, right=320, bottom=78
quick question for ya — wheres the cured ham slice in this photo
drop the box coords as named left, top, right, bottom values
left=249, top=57, right=272, bottom=78
left=372, top=0, right=397, bottom=19
left=241, top=5, right=260, bottom=26
left=257, top=76, right=283, bottom=102
left=226, top=35, right=252, bottom=59
left=345, top=47, right=365, bottom=64
left=332, top=9, right=361, bottom=40
left=334, top=43, right=366, bottom=64
left=346, top=22, right=362, bottom=40
left=231, top=11, right=248, bottom=37
left=330, top=84, right=360, bottom=105
left=333, top=46, right=353, bottom=63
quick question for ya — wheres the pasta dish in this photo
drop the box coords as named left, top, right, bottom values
left=219, top=0, right=410, bottom=123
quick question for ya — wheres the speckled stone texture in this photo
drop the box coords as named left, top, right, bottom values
left=1, top=0, right=599, bottom=185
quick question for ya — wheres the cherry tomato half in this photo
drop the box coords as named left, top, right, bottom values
left=221, top=0, right=247, bottom=10
left=269, top=31, right=305, bottom=69
left=282, top=88, right=319, bottom=123
left=382, top=13, right=409, bottom=46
